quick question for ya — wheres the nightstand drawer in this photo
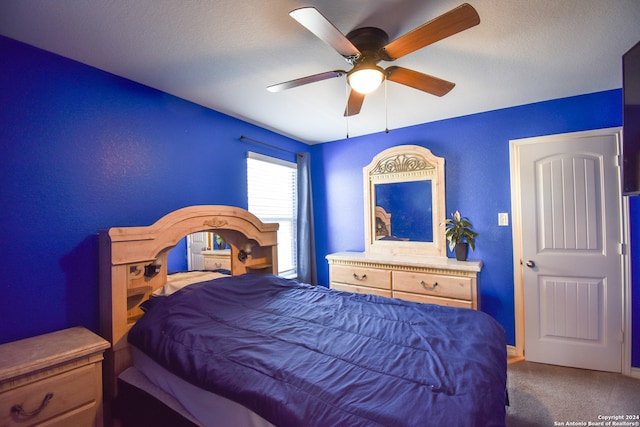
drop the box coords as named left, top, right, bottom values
left=392, top=271, right=472, bottom=301
left=38, top=403, right=98, bottom=427
left=331, top=282, right=392, bottom=298
left=330, top=265, right=391, bottom=289
left=0, top=364, right=96, bottom=426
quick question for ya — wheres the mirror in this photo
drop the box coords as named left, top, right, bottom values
left=168, top=232, right=231, bottom=273
left=364, top=145, right=446, bottom=257
left=375, top=181, right=433, bottom=242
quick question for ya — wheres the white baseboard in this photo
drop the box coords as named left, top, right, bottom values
left=509, top=344, right=639, bottom=377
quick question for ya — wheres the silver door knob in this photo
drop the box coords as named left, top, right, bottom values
left=526, top=260, right=536, bottom=268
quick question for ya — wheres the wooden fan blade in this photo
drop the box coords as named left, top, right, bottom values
left=267, top=70, right=346, bottom=92
left=344, top=90, right=365, bottom=116
left=290, top=7, right=361, bottom=59
left=386, top=66, right=455, bottom=96
left=382, top=3, right=480, bottom=60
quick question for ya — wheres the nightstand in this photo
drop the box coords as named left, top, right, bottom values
left=0, top=327, right=110, bottom=426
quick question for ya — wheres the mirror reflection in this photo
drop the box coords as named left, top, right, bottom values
left=374, top=181, right=433, bottom=242
left=167, top=232, right=230, bottom=273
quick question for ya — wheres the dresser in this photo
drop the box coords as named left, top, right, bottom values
left=202, top=249, right=231, bottom=270
left=327, top=252, right=482, bottom=309
left=0, top=327, right=110, bottom=427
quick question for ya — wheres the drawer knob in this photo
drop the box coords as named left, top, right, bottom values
left=352, top=273, right=367, bottom=281
left=420, top=280, right=438, bottom=291
left=11, top=392, right=54, bottom=418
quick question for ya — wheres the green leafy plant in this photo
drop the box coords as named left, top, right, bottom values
left=214, top=233, right=226, bottom=249
left=443, top=210, right=478, bottom=252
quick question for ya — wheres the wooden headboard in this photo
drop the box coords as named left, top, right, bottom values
left=98, top=205, right=279, bottom=414
left=375, top=206, right=391, bottom=238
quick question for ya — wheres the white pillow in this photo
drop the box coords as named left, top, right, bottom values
left=153, top=271, right=229, bottom=296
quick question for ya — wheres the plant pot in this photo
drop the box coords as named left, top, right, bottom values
left=454, top=242, right=469, bottom=261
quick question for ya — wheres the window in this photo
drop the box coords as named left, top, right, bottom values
left=247, top=152, right=297, bottom=277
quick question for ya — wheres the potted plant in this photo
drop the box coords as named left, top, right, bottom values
left=443, top=210, right=478, bottom=261
left=214, top=233, right=227, bottom=250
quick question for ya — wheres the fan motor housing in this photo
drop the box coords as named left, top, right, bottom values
left=346, top=27, right=389, bottom=62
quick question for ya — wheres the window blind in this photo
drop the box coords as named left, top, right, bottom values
left=247, top=152, right=297, bottom=276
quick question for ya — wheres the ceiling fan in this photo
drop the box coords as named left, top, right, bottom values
left=267, top=3, right=480, bottom=116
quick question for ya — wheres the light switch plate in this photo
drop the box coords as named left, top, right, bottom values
left=498, top=212, right=509, bottom=226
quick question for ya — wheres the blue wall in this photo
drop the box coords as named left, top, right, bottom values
left=0, top=36, right=307, bottom=344
left=311, top=89, right=640, bottom=367
left=167, top=238, right=188, bottom=272
left=2, top=35, right=637, bottom=368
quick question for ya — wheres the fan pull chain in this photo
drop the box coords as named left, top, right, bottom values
left=345, top=82, right=350, bottom=138
left=385, top=78, right=389, bottom=134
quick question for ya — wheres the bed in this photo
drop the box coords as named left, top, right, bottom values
left=99, top=205, right=507, bottom=427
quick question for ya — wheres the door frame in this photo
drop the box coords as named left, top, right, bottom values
left=509, top=127, right=632, bottom=375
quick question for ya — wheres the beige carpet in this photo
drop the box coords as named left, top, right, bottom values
left=506, top=360, right=640, bottom=426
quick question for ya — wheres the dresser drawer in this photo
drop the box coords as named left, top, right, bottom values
left=331, top=282, right=392, bottom=298
left=0, top=364, right=96, bottom=426
left=203, top=256, right=231, bottom=270
left=393, top=291, right=473, bottom=309
left=392, top=271, right=472, bottom=301
left=330, top=265, right=391, bottom=289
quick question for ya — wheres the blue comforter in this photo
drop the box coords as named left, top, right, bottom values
left=129, top=274, right=507, bottom=427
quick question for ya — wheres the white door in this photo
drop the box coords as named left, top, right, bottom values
left=187, top=232, right=208, bottom=270
left=515, top=129, right=623, bottom=372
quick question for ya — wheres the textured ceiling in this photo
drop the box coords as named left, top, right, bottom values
left=1, top=0, right=639, bottom=144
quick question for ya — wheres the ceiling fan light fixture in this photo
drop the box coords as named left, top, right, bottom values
left=348, top=65, right=385, bottom=94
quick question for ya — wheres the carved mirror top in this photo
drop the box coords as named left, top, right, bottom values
left=364, top=145, right=446, bottom=258
left=370, top=152, right=436, bottom=178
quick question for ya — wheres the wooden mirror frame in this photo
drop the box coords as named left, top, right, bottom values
left=363, top=145, right=446, bottom=257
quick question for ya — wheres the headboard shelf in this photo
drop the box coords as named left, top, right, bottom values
left=246, top=262, right=273, bottom=271
left=127, top=286, right=151, bottom=298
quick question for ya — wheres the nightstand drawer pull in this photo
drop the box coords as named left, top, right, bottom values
left=352, top=273, right=367, bottom=281
left=420, top=280, right=438, bottom=291
left=11, top=392, right=54, bottom=417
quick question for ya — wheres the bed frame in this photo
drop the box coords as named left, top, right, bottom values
left=99, top=205, right=279, bottom=424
